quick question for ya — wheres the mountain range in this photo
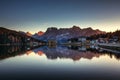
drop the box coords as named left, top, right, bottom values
left=32, top=26, right=106, bottom=42
left=0, top=26, right=106, bottom=43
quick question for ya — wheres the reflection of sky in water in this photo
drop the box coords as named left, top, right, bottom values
left=0, top=47, right=120, bottom=79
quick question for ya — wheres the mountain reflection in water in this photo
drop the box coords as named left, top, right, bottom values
left=0, top=45, right=120, bottom=80
left=0, top=45, right=120, bottom=61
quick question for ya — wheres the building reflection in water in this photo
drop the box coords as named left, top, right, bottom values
left=0, top=45, right=120, bottom=61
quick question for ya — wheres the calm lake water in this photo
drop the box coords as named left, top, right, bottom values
left=0, top=45, right=120, bottom=80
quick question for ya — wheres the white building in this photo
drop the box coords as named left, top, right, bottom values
left=78, top=36, right=86, bottom=42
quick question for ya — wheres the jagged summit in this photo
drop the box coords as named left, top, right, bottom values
left=33, top=26, right=106, bottom=42
left=37, top=31, right=44, bottom=36
left=72, top=25, right=81, bottom=29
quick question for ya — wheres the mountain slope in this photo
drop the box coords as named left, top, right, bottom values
left=0, top=27, right=43, bottom=44
left=34, top=26, right=106, bottom=42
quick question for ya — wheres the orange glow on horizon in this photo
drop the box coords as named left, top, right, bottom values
left=26, top=50, right=33, bottom=55
left=37, top=51, right=44, bottom=56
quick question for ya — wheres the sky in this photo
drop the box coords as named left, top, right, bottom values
left=0, top=0, right=120, bottom=34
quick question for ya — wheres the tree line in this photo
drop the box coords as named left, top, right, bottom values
left=0, top=27, right=44, bottom=45
left=89, top=30, right=120, bottom=42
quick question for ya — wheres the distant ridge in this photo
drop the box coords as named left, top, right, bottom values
left=33, top=26, right=106, bottom=42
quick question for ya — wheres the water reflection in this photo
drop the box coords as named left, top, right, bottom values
left=0, top=45, right=120, bottom=80
left=0, top=45, right=120, bottom=61
left=0, top=45, right=39, bottom=60
left=33, top=46, right=100, bottom=61
left=33, top=46, right=120, bottom=61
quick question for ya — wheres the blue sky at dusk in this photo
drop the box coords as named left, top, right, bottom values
left=0, top=0, right=120, bottom=33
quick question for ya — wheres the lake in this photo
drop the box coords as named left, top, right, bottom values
left=0, top=45, right=120, bottom=80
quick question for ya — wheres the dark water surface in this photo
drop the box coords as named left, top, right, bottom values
left=0, top=45, right=120, bottom=80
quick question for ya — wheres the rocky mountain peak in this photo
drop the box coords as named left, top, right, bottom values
left=71, top=25, right=81, bottom=31
left=38, top=31, right=44, bottom=36
left=83, top=27, right=93, bottom=30
left=46, top=27, right=58, bottom=33
left=33, top=26, right=106, bottom=43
